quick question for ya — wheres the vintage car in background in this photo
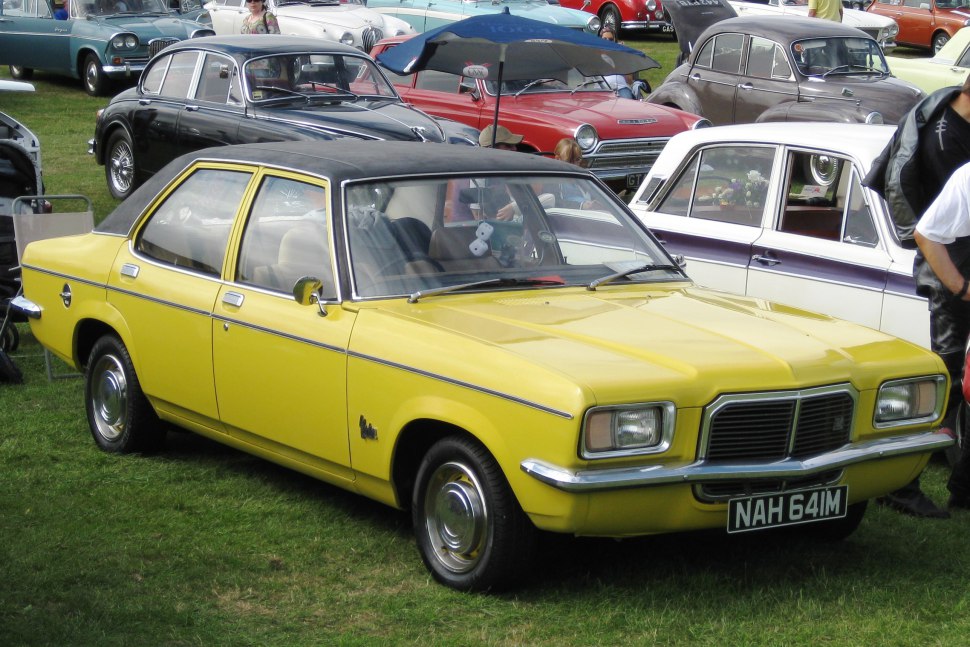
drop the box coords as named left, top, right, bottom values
left=371, top=37, right=706, bottom=194
left=729, top=0, right=900, bottom=50
left=170, top=0, right=211, bottom=24
left=557, top=0, right=672, bottom=34
left=204, top=0, right=415, bottom=52
left=886, top=25, right=970, bottom=91
left=0, top=0, right=214, bottom=95
left=647, top=16, right=925, bottom=125
left=628, top=122, right=929, bottom=347
left=89, top=35, right=478, bottom=200
left=13, top=139, right=952, bottom=591
left=868, top=0, right=970, bottom=52
left=366, top=0, right=601, bottom=35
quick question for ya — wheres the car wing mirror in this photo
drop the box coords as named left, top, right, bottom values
left=293, top=276, right=328, bottom=317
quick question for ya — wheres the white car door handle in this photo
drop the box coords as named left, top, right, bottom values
left=223, top=292, right=245, bottom=308
left=752, top=254, right=781, bottom=266
left=738, top=82, right=754, bottom=90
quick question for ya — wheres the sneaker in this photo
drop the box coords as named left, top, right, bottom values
left=877, top=489, right=950, bottom=519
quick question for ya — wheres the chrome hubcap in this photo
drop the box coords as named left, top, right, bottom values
left=91, top=355, right=127, bottom=441
left=423, top=461, right=488, bottom=573
left=109, top=142, right=134, bottom=194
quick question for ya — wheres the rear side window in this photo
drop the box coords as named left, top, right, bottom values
left=695, top=34, right=745, bottom=74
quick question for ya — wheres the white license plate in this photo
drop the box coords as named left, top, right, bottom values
left=661, top=24, right=675, bottom=32
left=727, top=485, right=848, bottom=534
left=626, top=173, right=644, bottom=189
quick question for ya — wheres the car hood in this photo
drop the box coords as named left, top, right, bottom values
left=274, top=5, right=389, bottom=29
left=502, top=92, right=695, bottom=135
left=259, top=99, right=446, bottom=142
left=798, top=74, right=924, bottom=124
left=365, top=286, right=936, bottom=406
left=96, top=15, right=209, bottom=37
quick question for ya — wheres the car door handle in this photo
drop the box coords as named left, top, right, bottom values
left=738, top=82, right=753, bottom=90
left=184, top=105, right=200, bottom=112
left=690, top=73, right=702, bottom=81
left=223, top=292, right=245, bottom=308
left=752, top=254, right=781, bottom=266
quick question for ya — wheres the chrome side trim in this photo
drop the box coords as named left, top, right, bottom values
left=349, top=350, right=574, bottom=420
left=10, top=295, right=41, bottom=320
left=520, top=431, right=953, bottom=492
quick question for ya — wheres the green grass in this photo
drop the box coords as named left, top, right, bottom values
left=3, top=43, right=964, bottom=647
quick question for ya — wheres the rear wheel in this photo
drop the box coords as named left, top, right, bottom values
left=412, top=436, right=536, bottom=592
left=85, top=334, right=165, bottom=453
left=9, top=65, right=33, bottom=80
left=932, top=31, right=950, bottom=54
left=105, top=130, right=138, bottom=200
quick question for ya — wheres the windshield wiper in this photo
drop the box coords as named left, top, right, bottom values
left=570, top=78, right=605, bottom=95
left=822, top=64, right=887, bottom=78
left=514, top=78, right=557, bottom=97
left=408, top=277, right=565, bottom=303
left=587, top=263, right=682, bottom=291
left=252, top=85, right=310, bottom=103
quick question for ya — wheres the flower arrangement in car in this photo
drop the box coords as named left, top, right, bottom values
left=711, top=170, right=770, bottom=208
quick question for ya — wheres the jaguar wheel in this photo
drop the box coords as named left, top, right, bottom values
left=412, top=436, right=536, bottom=592
left=85, top=334, right=165, bottom=453
left=9, top=65, right=34, bottom=80
left=599, top=4, right=621, bottom=35
left=105, top=130, right=138, bottom=200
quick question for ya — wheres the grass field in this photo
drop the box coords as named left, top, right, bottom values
left=3, top=40, right=967, bottom=647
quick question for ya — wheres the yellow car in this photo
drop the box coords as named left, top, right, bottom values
left=13, top=141, right=952, bottom=591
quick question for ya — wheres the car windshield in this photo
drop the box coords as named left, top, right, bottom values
left=344, top=174, right=682, bottom=299
left=790, top=37, right=889, bottom=77
left=73, top=0, right=168, bottom=16
left=485, top=73, right=612, bottom=96
left=244, top=53, right=398, bottom=103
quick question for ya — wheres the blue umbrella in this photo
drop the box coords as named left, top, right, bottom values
left=376, top=8, right=658, bottom=146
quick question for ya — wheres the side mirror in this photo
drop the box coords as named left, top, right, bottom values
left=293, top=276, right=328, bottom=317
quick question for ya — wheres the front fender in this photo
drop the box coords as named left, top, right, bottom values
left=646, top=82, right=703, bottom=117
left=433, top=117, right=480, bottom=146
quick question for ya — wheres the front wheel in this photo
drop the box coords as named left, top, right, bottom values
left=412, top=436, right=536, bottom=592
left=932, top=31, right=950, bottom=54
left=83, top=54, right=110, bottom=96
left=105, top=130, right=138, bottom=200
left=9, top=65, right=33, bottom=80
left=599, top=4, right=621, bottom=34
left=85, top=334, right=165, bottom=453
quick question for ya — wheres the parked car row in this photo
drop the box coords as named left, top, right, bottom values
left=867, top=0, right=970, bottom=52
left=729, top=0, right=900, bottom=50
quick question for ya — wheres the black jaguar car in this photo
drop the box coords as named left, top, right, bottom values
left=89, top=35, right=479, bottom=200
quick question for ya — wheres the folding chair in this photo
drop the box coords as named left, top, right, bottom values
left=12, top=194, right=94, bottom=380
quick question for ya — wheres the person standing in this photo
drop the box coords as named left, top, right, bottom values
left=53, top=0, right=69, bottom=19
left=598, top=27, right=635, bottom=99
left=240, top=0, right=280, bottom=34
left=864, top=73, right=970, bottom=518
left=808, top=0, right=843, bottom=22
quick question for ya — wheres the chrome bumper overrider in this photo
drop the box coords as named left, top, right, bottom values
left=521, top=431, right=953, bottom=493
left=11, top=295, right=41, bottom=320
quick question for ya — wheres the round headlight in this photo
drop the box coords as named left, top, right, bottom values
left=588, top=16, right=601, bottom=34
left=888, top=23, right=899, bottom=37
left=124, top=35, right=138, bottom=49
left=340, top=32, right=355, bottom=47
left=647, top=0, right=657, bottom=9
left=865, top=111, right=884, bottom=125
left=574, top=124, right=598, bottom=152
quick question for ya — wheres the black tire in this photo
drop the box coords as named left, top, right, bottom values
left=599, top=4, right=621, bottom=35
left=796, top=501, right=867, bottom=542
left=104, top=130, right=138, bottom=201
left=412, top=436, right=536, bottom=592
left=946, top=400, right=966, bottom=467
left=85, top=334, right=165, bottom=453
left=932, top=31, right=950, bottom=55
left=9, top=65, right=34, bottom=80
left=83, top=53, right=110, bottom=96
left=1, top=323, right=19, bottom=353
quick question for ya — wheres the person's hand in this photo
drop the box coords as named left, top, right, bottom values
left=496, top=203, right=516, bottom=221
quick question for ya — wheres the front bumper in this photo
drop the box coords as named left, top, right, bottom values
left=521, top=430, right=953, bottom=492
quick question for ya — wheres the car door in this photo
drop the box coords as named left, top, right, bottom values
left=177, top=52, right=244, bottom=153
left=686, top=33, right=745, bottom=125
left=207, top=0, right=248, bottom=33
left=733, top=36, right=799, bottom=124
left=107, top=165, right=254, bottom=427
left=745, top=149, right=899, bottom=336
left=212, top=173, right=355, bottom=477
left=636, top=144, right=779, bottom=295
left=404, top=70, right=485, bottom=129
left=0, top=0, right=71, bottom=73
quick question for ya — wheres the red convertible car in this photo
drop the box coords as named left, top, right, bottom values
left=557, top=0, right=673, bottom=34
left=371, top=37, right=706, bottom=192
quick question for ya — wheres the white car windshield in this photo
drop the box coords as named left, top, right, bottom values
left=245, top=53, right=398, bottom=102
left=791, top=37, right=890, bottom=77
left=73, top=0, right=169, bottom=16
left=344, top=174, right=682, bottom=299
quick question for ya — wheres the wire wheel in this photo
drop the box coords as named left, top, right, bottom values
left=106, top=132, right=136, bottom=200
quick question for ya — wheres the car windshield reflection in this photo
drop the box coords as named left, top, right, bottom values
left=244, top=53, right=398, bottom=102
left=791, top=37, right=889, bottom=77
left=74, top=0, right=169, bottom=17
left=344, top=174, right=681, bottom=298
left=485, top=71, right=612, bottom=96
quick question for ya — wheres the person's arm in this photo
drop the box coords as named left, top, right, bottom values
left=915, top=231, right=970, bottom=299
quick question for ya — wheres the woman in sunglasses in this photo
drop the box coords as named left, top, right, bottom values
left=241, top=0, right=280, bottom=34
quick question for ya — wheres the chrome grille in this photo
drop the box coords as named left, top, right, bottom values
left=585, top=138, right=669, bottom=173
left=149, top=38, right=179, bottom=59
left=362, top=27, right=384, bottom=53
left=696, top=386, right=855, bottom=500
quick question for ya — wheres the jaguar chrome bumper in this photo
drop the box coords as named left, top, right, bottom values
left=10, top=295, right=41, bottom=320
left=521, top=431, right=953, bottom=493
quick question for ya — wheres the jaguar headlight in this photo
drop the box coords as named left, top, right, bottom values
left=865, top=111, right=884, bottom=124
left=647, top=0, right=657, bottom=10
left=887, top=23, right=899, bottom=38
left=574, top=124, right=598, bottom=152
left=582, top=403, right=674, bottom=458
left=587, top=16, right=601, bottom=34
left=340, top=32, right=355, bottom=47
left=874, top=376, right=946, bottom=428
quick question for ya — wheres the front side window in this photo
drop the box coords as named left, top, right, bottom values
left=655, top=146, right=776, bottom=226
left=136, top=168, right=252, bottom=274
left=746, top=37, right=792, bottom=80
left=141, top=55, right=170, bottom=95
left=194, top=53, right=237, bottom=104
left=245, top=54, right=398, bottom=102
left=159, top=50, right=200, bottom=99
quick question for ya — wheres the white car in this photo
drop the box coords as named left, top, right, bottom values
left=629, top=122, right=928, bottom=347
left=0, top=80, right=42, bottom=215
left=204, top=0, right=416, bottom=52
left=729, top=0, right=899, bottom=50
left=886, top=26, right=970, bottom=94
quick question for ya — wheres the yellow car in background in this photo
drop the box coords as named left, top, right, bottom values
left=886, top=26, right=970, bottom=93
left=12, top=141, right=952, bottom=591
